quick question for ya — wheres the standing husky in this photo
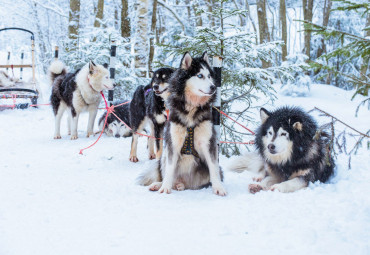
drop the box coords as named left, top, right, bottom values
left=128, top=68, right=174, bottom=162
left=49, top=60, right=113, bottom=139
left=229, top=106, right=334, bottom=193
left=138, top=52, right=226, bottom=196
left=98, top=100, right=132, bottom=138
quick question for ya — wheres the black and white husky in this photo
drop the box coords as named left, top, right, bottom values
left=49, top=60, right=113, bottom=139
left=98, top=100, right=131, bottom=138
left=229, top=106, right=335, bottom=193
left=128, top=68, right=174, bottom=162
left=138, top=52, right=226, bottom=196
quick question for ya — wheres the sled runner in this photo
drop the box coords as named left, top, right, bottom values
left=0, top=27, right=39, bottom=110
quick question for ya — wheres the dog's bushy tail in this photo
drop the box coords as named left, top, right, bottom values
left=228, top=152, right=265, bottom=174
left=49, top=60, right=67, bottom=85
left=137, top=160, right=162, bottom=186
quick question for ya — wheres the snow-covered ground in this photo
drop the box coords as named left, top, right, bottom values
left=0, top=84, right=369, bottom=255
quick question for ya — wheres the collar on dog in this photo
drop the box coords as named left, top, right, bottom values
left=145, top=88, right=152, bottom=95
left=181, top=127, right=199, bottom=157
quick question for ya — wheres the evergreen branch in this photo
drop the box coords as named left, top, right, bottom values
left=313, top=107, right=370, bottom=138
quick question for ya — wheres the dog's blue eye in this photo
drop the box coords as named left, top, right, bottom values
left=208, top=74, right=211, bottom=78
left=268, top=131, right=272, bottom=135
left=197, top=74, right=203, bottom=79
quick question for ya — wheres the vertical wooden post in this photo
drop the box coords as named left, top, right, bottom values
left=31, top=35, right=36, bottom=84
left=54, top=46, right=59, bottom=60
left=109, top=40, right=117, bottom=106
left=213, top=56, right=222, bottom=158
left=20, top=50, right=24, bottom=80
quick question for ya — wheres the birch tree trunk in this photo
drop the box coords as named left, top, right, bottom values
left=257, top=0, right=270, bottom=68
left=68, top=0, right=80, bottom=52
left=302, top=0, right=314, bottom=59
left=279, top=0, right=287, bottom=61
left=135, top=0, right=149, bottom=76
left=94, top=0, right=104, bottom=28
left=121, top=0, right=130, bottom=38
left=149, top=0, right=158, bottom=71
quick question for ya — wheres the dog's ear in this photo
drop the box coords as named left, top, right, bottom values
left=260, top=108, right=270, bottom=124
left=293, top=122, right=303, bottom=131
left=89, top=60, right=96, bottom=74
left=202, top=51, right=210, bottom=65
left=180, top=52, right=192, bottom=70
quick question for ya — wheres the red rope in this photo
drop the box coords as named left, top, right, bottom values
left=215, top=107, right=255, bottom=135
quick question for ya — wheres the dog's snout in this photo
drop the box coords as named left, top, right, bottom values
left=268, top=144, right=275, bottom=151
left=210, top=85, right=216, bottom=92
left=115, top=134, right=120, bottom=138
left=153, top=84, right=159, bottom=90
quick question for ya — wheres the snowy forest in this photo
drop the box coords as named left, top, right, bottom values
left=0, top=0, right=369, bottom=254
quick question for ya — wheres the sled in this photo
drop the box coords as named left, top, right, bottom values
left=0, top=27, right=39, bottom=110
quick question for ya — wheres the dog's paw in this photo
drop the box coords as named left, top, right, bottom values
left=248, top=184, right=264, bottom=194
left=129, top=156, right=139, bottom=162
left=175, top=183, right=185, bottom=191
left=270, top=184, right=285, bottom=192
left=86, top=132, right=95, bottom=138
left=54, top=135, right=61, bottom=139
left=149, top=154, right=156, bottom=160
left=158, top=185, right=172, bottom=194
left=212, top=184, right=227, bottom=196
left=70, top=135, right=78, bottom=140
left=149, top=182, right=162, bottom=191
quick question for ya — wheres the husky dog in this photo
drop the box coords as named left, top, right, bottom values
left=138, top=52, right=226, bottom=196
left=229, top=106, right=334, bottom=193
left=98, top=100, right=131, bottom=138
left=0, top=70, right=17, bottom=87
left=49, top=60, right=113, bottom=139
left=128, top=67, right=174, bottom=162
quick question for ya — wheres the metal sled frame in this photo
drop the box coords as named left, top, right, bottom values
left=0, top=27, right=38, bottom=109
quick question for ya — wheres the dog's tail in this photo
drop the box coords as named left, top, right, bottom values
left=227, top=151, right=265, bottom=174
left=49, top=60, right=67, bottom=85
left=137, top=160, right=162, bottom=186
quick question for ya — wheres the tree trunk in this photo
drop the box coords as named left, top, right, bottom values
left=149, top=0, right=158, bottom=72
left=135, top=0, right=149, bottom=77
left=94, top=0, right=104, bottom=28
left=245, top=0, right=258, bottom=44
left=206, top=0, right=215, bottom=27
left=316, top=0, right=331, bottom=59
left=302, top=0, right=314, bottom=59
left=121, top=0, right=130, bottom=38
left=257, top=0, right=270, bottom=68
left=193, top=1, right=202, bottom=27
left=68, top=0, right=80, bottom=53
left=279, top=0, right=287, bottom=61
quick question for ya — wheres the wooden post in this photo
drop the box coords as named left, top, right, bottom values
left=213, top=56, right=222, bottom=157
left=6, top=51, right=10, bottom=73
left=109, top=40, right=117, bottom=106
left=31, top=35, right=36, bottom=84
left=20, top=50, right=24, bottom=80
left=54, top=46, right=59, bottom=60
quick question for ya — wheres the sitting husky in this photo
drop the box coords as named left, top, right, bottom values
left=128, top=67, right=174, bottom=162
left=229, top=106, right=335, bottom=193
left=98, top=100, right=131, bottom=138
left=49, top=60, right=113, bottom=139
left=138, top=52, right=226, bottom=196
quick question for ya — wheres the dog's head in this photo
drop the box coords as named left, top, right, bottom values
left=258, top=107, right=317, bottom=164
left=87, top=61, right=114, bottom=92
left=106, top=120, right=127, bottom=138
left=150, top=68, right=174, bottom=100
left=170, top=52, right=216, bottom=106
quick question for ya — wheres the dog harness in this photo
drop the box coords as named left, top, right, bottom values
left=181, top=127, right=199, bottom=157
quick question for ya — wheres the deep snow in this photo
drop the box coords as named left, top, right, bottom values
left=0, top=84, right=369, bottom=255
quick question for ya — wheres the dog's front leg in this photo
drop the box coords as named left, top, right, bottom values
left=158, top=151, right=178, bottom=194
left=270, top=177, right=308, bottom=193
left=87, top=106, right=98, bottom=137
left=70, top=112, right=80, bottom=140
left=203, top=153, right=227, bottom=196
